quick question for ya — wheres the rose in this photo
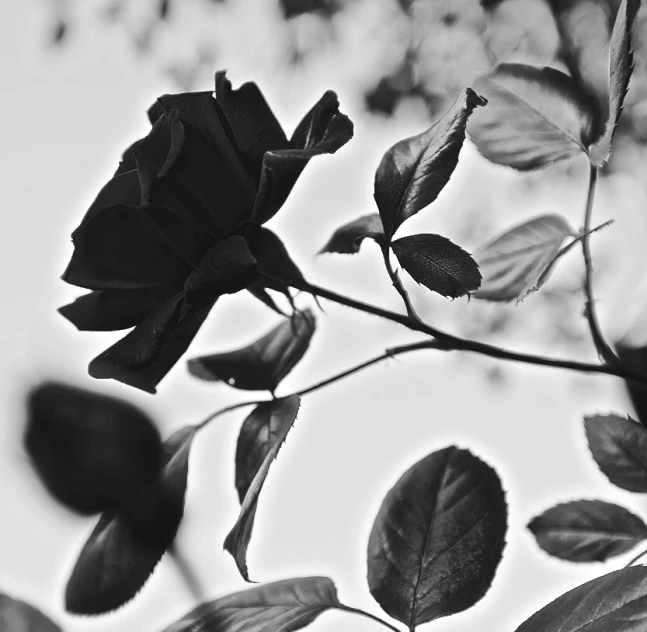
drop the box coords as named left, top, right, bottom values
left=59, top=71, right=353, bottom=393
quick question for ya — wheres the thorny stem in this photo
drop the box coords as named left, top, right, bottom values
left=271, top=274, right=647, bottom=387
left=581, top=163, right=621, bottom=367
left=625, top=547, right=647, bottom=568
left=339, top=604, right=402, bottom=632
left=195, top=340, right=445, bottom=431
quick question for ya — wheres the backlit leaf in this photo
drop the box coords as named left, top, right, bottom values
left=528, top=499, right=647, bottom=562
left=162, top=576, right=340, bottom=632
left=470, top=64, right=597, bottom=169
left=473, top=215, right=576, bottom=302
left=590, top=0, right=641, bottom=165
left=374, top=88, right=486, bottom=240
left=225, top=396, right=300, bottom=580
left=188, top=310, right=315, bottom=392
left=515, top=567, right=647, bottom=631
left=25, top=382, right=162, bottom=516
left=0, top=593, right=61, bottom=632
left=367, top=446, right=507, bottom=627
left=391, top=233, right=481, bottom=298
left=318, top=214, right=384, bottom=254
left=585, top=414, right=647, bottom=492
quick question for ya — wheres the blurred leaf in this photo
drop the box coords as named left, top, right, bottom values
left=470, top=64, right=597, bottom=169
left=616, top=342, right=647, bottom=428
left=65, top=426, right=196, bottom=614
left=318, top=214, right=384, bottom=254
left=25, top=382, right=162, bottom=515
left=162, top=577, right=340, bottom=632
left=0, top=593, right=61, bottom=632
left=473, top=215, right=576, bottom=302
left=280, top=0, right=340, bottom=19
left=225, top=396, right=300, bottom=581
left=188, top=310, right=315, bottom=392
left=374, top=88, right=486, bottom=240
left=51, top=20, right=68, bottom=46
left=515, top=567, right=647, bottom=631
left=367, top=446, right=507, bottom=627
left=391, top=234, right=481, bottom=298
left=159, top=0, right=171, bottom=20
left=590, top=0, right=641, bottom=165
left=585, top=414, right=647, bottom=492
left=528, top=499, right=647, bottom=562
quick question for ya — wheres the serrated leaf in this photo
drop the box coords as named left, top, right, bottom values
left=24, top=381, right=162, bottom=516
left=65, top=426, right=196, bottom=614
left=0, top=593, right=61, bottom=632
left=367, top=446, right=507, bottom=628
left=515, top=567, right=647, bottom=632
left=318, top=213, right=384, bottom=254
left=469, top=64, right=597, bottom=169
left=161, top=576, right=340, bottom=632
left=225, top=395, right=300, bottom=581
left=391, top=233, right=481, bottom=299
left=473, top=215, right=576, bottom=302
left=374, top=88, right=486, bottom=240
left=590, top=0, right=641, bottom=165
left=585, top=414, right=647, bottom=492
left=528, top=499, right=647, bottom=562
left=188, top=310, right=315, bottom=393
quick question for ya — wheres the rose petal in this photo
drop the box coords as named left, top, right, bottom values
left=88, top=293, right=215, bottom=393
left=184, top=235, right=257, bottom=304
left=251, top=91, right=353, bottom=224
left=215, top=71, right=290, bottom=184
left=62, top=172, right=191, bottom=291
left=245, top=226, right=305, bottom=289
left=59, top=287, right=176, bottom=331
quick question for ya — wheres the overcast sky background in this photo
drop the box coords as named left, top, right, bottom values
left=3, top=1, right=647, bottom=631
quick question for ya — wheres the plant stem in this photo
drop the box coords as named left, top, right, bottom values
left=339, top=604, right=402, bottom=632
left=279, top=275, right=647, bottom=386
left=194, top=340, right=446, bottom=431
left=382, top=244, right=422, bottom=322
left=625, top=547, right=647, bottom=568
left=581, top=163, right=620, bottom=367
left=169, top=544, right=207, bottom=605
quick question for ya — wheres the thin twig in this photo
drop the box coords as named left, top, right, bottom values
left=169, top=544, right=208, bottom=606
left=581, top=163, right=621, bottom=367
left=339, top=604, right=402, bottom=632
left=279, top=274, right=647, bottom=387
left=382, top=244, right=424, bottom=324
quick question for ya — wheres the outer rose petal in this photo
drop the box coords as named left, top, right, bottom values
left=251, top=90, right=353, bottom=225
left=59, top=287, right=177, bottom=331
left=62, top=171, right=191, bottom=291
left=215, top=71, right=290, bottom=185
left=89, top=293, right=214, bottom=393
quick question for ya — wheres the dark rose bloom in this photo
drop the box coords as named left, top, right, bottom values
left=60, top=71, right=353, bottom=393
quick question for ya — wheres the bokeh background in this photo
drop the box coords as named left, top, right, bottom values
left=4, top=0, right=647, bottom=630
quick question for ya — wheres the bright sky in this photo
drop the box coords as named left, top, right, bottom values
left=1, top=2, right=646, bottom=632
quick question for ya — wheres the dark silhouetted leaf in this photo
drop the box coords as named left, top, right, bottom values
left=515, top=567, right=647, bottom=631
left=0, top=593, right=61, bottom=632
left=391, top=234, right=481, bottom=298
left=367, top=446, right=507, bottom=628
left=25, top=382, right=162, bottom=515
left=528, top=499, right=647, bottom=562
left=470, top=64, right=597, bottom=169
left=318, top=214, right=384, bottom=254
left=591, top=0, right=641, bottom=165
left=65, top=426, right=196, bottom=614
left=374, top=89, right=486, bottom=240
left=225, top=396, right=300, bottom=580
left=162, top=576, right=340, bottom=632
left=188, top=310, right=315, bottom=392
left=473, top=215, right=576, bottom=302
left=616, top=342, right=647, bottom=428
left=585, top=414, right=647, bottom=492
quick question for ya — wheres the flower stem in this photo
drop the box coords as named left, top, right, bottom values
left=581, top=163, right=620, bottom=367
left=382, top=244, right=423, bottom=324
left=338, top=604, right=402, bottom=632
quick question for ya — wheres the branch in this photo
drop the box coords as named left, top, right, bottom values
left=382, top=244, right=424, bottom=324
left=581, top=163, right=621, bottom=367
left=194, top=340, right=447, bottom=431
left=280, top=275, right=647, bottom=387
